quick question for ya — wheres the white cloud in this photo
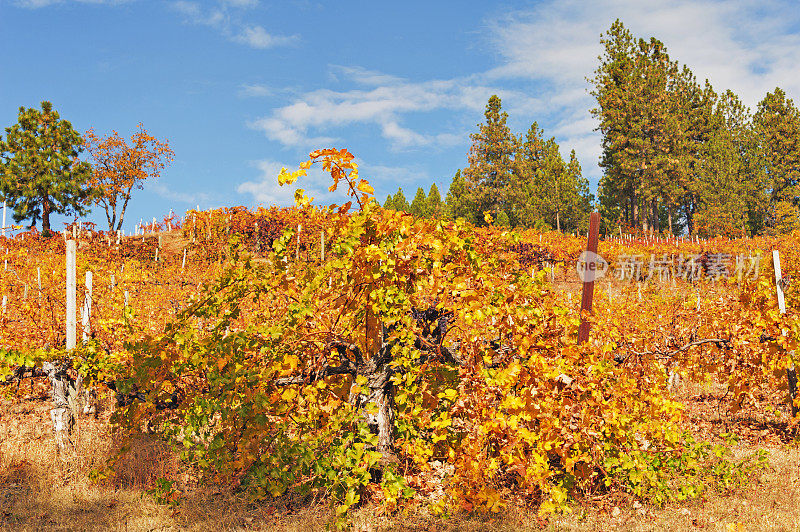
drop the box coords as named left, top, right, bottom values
left=170, top=0, right=296, bottom=50
left=15, top=0, right=130, bottom=7
left=249, top=67, right=539, bottom=151
left=146, top=181, right=212, bottom=205
left=245, top=0, right=800, bottom=185
left=221, top=0, right=257, bottom=7
left=234, top=25, right=298, bottom=49
left=329, top=65, right=405, bottom=86
left=487, top=0, right=800, bottom=107
left=236, top=160, right=297, bottom=206
left=238, top=84, right=272, bottom=97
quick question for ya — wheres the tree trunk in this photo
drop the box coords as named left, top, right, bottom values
left=652, top=199, right=660, bottom=233
left=556, top=210, right=561, bottom=232
left=641, top=198, right=649, bottom=234
left=115, top=189, right=134, bottom=232
left=668, top=206, right=673, bottom=235
left=685, top=195, right=696, bottom=235
left=42, top=197, right=51, bottom=236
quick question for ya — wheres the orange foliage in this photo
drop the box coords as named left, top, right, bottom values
left=83, top=124, right=175, bottom=232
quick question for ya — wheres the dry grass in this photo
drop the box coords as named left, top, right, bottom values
left=2, top=275, right=799, bottom=530
left=2, top=386, right=799, bottom=531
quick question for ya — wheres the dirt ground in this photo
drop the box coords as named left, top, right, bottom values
left=1, top=373, right=798, bottom=531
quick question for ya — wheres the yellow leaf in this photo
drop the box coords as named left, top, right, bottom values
left=282, top=388, right=297, bottom=401
left=357, top=179, right=374, bottom=195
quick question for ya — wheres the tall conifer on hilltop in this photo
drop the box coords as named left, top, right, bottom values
left=392, top=188, right=410, bottom=213
left=444, top=169, right=476, bottom=223
left=409, top=187, right=427, bottom=218
left=0, top=101, right=95, bottom=235
left=426, top=183, right=442, bottom=218
left=463, top=95, right=517, bottom=223
left=754, top=87, right=800, bottom=234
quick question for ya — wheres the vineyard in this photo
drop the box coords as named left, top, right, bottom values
left=2, top=150, right=800, bottom=529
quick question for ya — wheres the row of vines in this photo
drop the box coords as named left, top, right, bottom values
left=1, top=149, right=798, bottom=526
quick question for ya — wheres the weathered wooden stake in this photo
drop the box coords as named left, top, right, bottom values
left=321, top=230, right=325, bottom=261
left=774, top=250, right=797, bottom=417
left=296, top=224, right=301, bottom=261
left=578, top=212, right=600, bottom=344
left=82, top=271, right=92, bottom=342
left=66, top=240, right=77, bottom=350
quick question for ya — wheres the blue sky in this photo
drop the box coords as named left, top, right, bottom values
left=2, top=0, right=800, bottom=234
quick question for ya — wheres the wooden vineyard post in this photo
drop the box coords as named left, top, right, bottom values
left=773, top=250, right=797, bottom=417
left=578, top=212, right=600, bottom=344
left=1, top=200, right=5, bottom=239
left=296, top=224, right=301, bottom=261
left=320, top=230, right=325, bottom=261
left=66, top=239, right=77, bottom=350
left=82, top=271, right=92, bottom=342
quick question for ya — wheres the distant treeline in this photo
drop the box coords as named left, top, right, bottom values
left=387, top=20, right=800, bottom=238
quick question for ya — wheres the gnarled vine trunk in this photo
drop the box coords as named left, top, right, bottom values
left=42, top=361, right=82, bottom=454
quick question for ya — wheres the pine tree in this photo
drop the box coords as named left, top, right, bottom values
left=509, top=122, right=547, bottom=227
left=409, top=187, right=427, bottom=218
left=692, top=90, right=762, bottom=237
left=591, top=20, right=640, bottom=230
left=0, top=101, right=95, bottom=234
left=426, top=183, right=442, bottom=218
left=495, top=210, right=511, bottom=228
left=463, top=95, right=517, bottom=223
left=392, top=188, right=410, bottom=213
left=383, top=194, right=395, bottom=210
left=753, top=87, right=800, bottom=233
left=444, top=170, right=476, bottom=223
left=591, top=20, right=689, bottom=233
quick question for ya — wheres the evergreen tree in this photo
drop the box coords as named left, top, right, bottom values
left=0, top=101, right=95, bottom=234
left=383, top=194, right=395, bottom=210
left=392, top=188, right=410, bottom=213
left=563, top=150, right=594, bottom=231
left=426, top=183, right=442, bottom=218
left=753, top=87, right=800, bottom=234
left=592, top=20, right=694, bottom=233
left=692, top=90, right=762, bottom=237
left=509, top=122, right=547, bottom=227
left=463, top=95, right=517, bottom=223
left=409, top=187, right=427, bottom=218
left=444, top=170, right=476, bottom=223
left=495, top=210, right=511, bottom=228
left=591, top=20, right=640, bottom=230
